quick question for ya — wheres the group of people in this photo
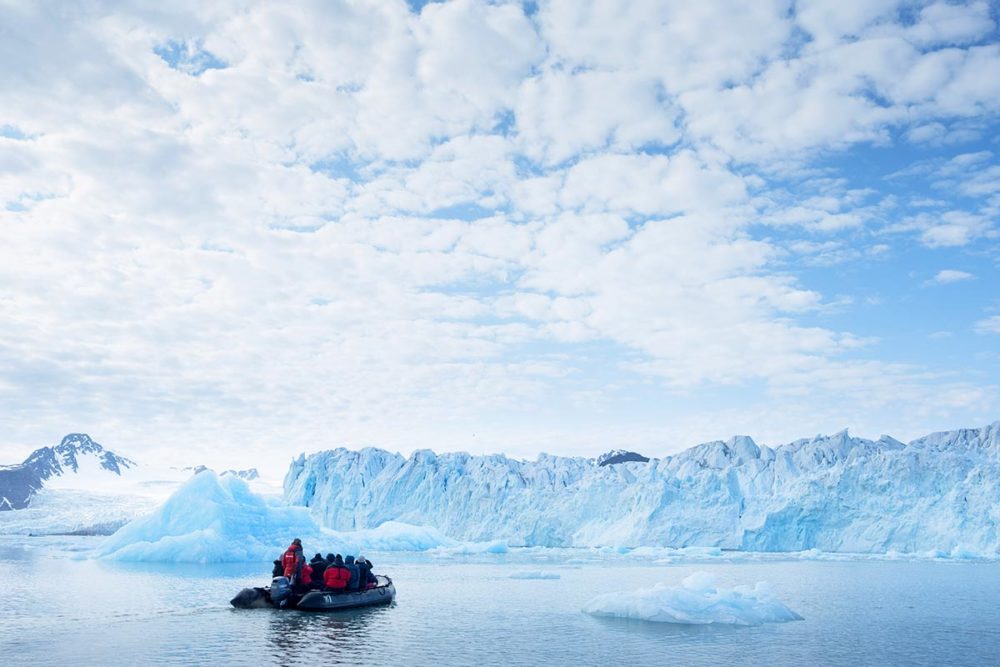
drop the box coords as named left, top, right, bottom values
left=273, top=538, right=378, bottom=594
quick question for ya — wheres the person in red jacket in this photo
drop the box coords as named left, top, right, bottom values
left=281, top=538, right=305, bottom=585
left=323, top=554, right=351, bottom=593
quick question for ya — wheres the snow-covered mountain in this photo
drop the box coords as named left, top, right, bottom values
left=184, top=465, right=260, bottom=481
left=284, top=422, right=1000, bottom=555
left=0, top=434, right=135, bottom=510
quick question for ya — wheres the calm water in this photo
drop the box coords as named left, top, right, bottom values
left=1, top=538, right=998, bottom=666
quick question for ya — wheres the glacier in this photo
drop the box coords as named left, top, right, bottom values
left=284, top=422, right=1000, bottom=555
left=582, top=572, right=803, bottom=625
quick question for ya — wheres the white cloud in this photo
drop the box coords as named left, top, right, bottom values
left=515, top=69, right=680, bottom=164
left=928, top=269, right=974, bottom=285
left=904, top=1, right=996, bottom=46
left=0, top=0, right=997, bottom=467
left=975, top=316, right=1000, bottom=334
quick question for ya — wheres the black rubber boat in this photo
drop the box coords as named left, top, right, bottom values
left=231, top=575, right=396, bottom=612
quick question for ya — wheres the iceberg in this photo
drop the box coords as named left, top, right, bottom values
left=94, top=471, right=323, bottom=563
left=582, top=572, right=803, bottom=625
left=328, top=521, right=450, bottom=552
left=284, top=422, right=1000, bottom=556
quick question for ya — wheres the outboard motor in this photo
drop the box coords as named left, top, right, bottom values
left=270, top=576, right=292, bottom=605
left=230, top=587, right=271, bottom=609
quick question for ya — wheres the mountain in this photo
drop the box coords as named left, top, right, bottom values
left=597, top=449, right=650, bottom=466
left=0, top=434, right=135, bottom=511
left=184, top=465, right=260, bottom=481
left=223, top=468, right=260, bottom=481
left=284, top=422, right=1000, bottom=555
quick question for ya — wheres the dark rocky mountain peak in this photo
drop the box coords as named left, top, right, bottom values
left=597, top=449, right=650, bottom=466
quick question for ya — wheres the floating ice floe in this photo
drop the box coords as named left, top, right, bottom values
left=428, top=539, right=509, bottom=557
left=582, top=572, right=803, bottom=626
left=509, top=570, right=560, bottom=579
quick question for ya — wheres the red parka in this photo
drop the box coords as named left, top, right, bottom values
left=324, top=565, right=350, bottom=590
left=281, top=543, right=305, bottom=579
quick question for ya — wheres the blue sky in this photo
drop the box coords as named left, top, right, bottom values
left=0, top=0, right=997, bottom=471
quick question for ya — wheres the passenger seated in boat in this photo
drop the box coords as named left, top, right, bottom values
left=323, top=555, right=350, bottom=592
left=297, top=562, right=314, bottom=594
left=271, top=559, right=283, bottom=578
left=356, top=555, right=372, bottom=589
left=363, top=558, right=378, bottom=588
left=344, top=555, right=360, bottom=592
left=309, top=553, right=327, bottom=588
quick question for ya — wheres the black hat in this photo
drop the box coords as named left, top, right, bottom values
left=326, top=553, right=335, bottom=561
left=313, top=553, right=323, bottom=560
left=292, top=538, right=302, bottom=545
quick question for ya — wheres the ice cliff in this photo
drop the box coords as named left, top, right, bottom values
left=284, top=422, right=1000, bottom=555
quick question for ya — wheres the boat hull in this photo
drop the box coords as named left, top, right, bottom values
left=231, top=575, right=396, bottom=612
left=296, top=576, right=396, bottom=611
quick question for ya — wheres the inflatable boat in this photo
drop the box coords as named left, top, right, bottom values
left=231, top=575, right=396, bottom=612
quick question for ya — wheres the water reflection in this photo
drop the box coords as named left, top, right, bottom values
left=262, top=604, right=399, bottom=661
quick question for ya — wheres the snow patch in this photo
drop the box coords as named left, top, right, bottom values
left=582, top=572, right=803, bottom=626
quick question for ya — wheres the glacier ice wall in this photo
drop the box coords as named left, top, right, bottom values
left=284, top=422, right=1000, bottom=555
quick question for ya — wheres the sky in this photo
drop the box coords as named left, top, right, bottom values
left=0, top=0, right=998, bottom=473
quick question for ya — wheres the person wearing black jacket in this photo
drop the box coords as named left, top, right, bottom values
left=364, top=558, right=377, bottom=586
left=344, top=555, right=360, bottom=591
left=309, top=553, right=327, bottom=588
left=271, top=559, right=283, bottom=578
left=356, top=555, right=370, bottom=589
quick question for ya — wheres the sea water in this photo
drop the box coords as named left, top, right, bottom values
left=1, top=538, right=999, bottom=666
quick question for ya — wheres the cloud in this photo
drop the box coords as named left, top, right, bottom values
left=927, top=269, right=974, bottom=285
left=0, top=0, right=997, bottom=466
left=975, top=316, right=1000, bottom=334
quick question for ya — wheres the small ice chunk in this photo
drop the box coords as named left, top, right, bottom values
left=582, top=572, right=803, bottom=625
left=509, top=570, right=561, bottom=579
